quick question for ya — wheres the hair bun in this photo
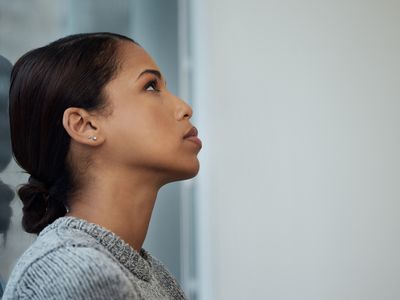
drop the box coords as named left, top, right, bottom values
left=18, top=175, right=68, bottom=234
left=28, top=176, right=49, bottom=194
left=18, top=176, right=50, bottom=233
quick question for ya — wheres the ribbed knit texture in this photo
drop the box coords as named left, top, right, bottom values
left=2, top=216, right=187, bottom=299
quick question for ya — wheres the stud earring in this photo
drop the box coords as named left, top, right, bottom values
left=88, top=136, right=97, bottom=141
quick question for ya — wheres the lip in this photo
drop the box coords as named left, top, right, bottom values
left=183, top=126, right=198, bottom=139
left=185, top=136, right=202, bottom=148
left=183, top=126, right=202, bottom=148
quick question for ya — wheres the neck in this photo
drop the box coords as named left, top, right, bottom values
left=66, top=167, right=163, bottom=252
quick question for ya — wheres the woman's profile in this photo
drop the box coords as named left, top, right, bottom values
left=2, top=32, right=202, bottom=299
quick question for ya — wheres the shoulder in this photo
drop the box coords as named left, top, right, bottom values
left=3, top=227, right=138, bottom=299
left=4, top=222, right=100, bottom=283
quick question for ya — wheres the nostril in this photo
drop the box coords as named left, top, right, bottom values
left=176, top=107, right=192, bottom=120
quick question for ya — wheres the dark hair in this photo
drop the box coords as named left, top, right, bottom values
left=9, top=32, right=136, bottom=234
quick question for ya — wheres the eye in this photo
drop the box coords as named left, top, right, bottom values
left=144, top=79, right=160, bottom=92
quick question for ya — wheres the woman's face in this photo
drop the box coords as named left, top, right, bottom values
left=98, top=42, right=201, bottom=184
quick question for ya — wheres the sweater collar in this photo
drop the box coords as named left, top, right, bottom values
left=41, top=216, right=152, bottom=282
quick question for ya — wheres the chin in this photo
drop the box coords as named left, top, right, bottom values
left=184, top=161, right=200, bottom=179
left=167, top=159, right=200, bottom=183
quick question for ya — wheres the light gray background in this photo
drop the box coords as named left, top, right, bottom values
left=193, top=0, right=400, bottom=299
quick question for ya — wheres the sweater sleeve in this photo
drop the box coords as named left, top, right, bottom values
left=4, top=246, right=140, bottom=300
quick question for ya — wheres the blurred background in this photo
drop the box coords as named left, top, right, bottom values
left=1, top=0, right=400, bottom=299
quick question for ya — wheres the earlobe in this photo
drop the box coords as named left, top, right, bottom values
left=62, top=107, right=104, bottom=146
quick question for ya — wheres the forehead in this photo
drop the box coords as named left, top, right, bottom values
left=117, top=42, right=159, bottom=76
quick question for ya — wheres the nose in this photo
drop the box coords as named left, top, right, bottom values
left=175, top=96, right=193, bottom=120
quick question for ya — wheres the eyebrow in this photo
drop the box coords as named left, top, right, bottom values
left=136, top=69, right=162, bottom=81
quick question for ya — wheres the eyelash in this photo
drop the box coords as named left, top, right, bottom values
left=144, top=79, right=160, bottom=92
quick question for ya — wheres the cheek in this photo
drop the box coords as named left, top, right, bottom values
left=132, top=106, right=175, bottom=143
left=104, top=104, right=176, bottom=160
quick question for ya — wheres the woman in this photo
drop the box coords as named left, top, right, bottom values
left=3, top=32, right=201, bottom=299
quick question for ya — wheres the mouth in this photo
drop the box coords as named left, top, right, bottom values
left=183, top=126, right=198, bottom=139
left=183, top=126, right=202, bottom=148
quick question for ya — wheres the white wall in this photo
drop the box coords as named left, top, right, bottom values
left=194, top=1, right=400, bottom=299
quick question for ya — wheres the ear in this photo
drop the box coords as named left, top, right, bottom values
left=62, top=107, right=105, bottom=146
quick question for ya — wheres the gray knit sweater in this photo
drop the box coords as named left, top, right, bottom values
left=2, top=216, right=187, bottom=299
